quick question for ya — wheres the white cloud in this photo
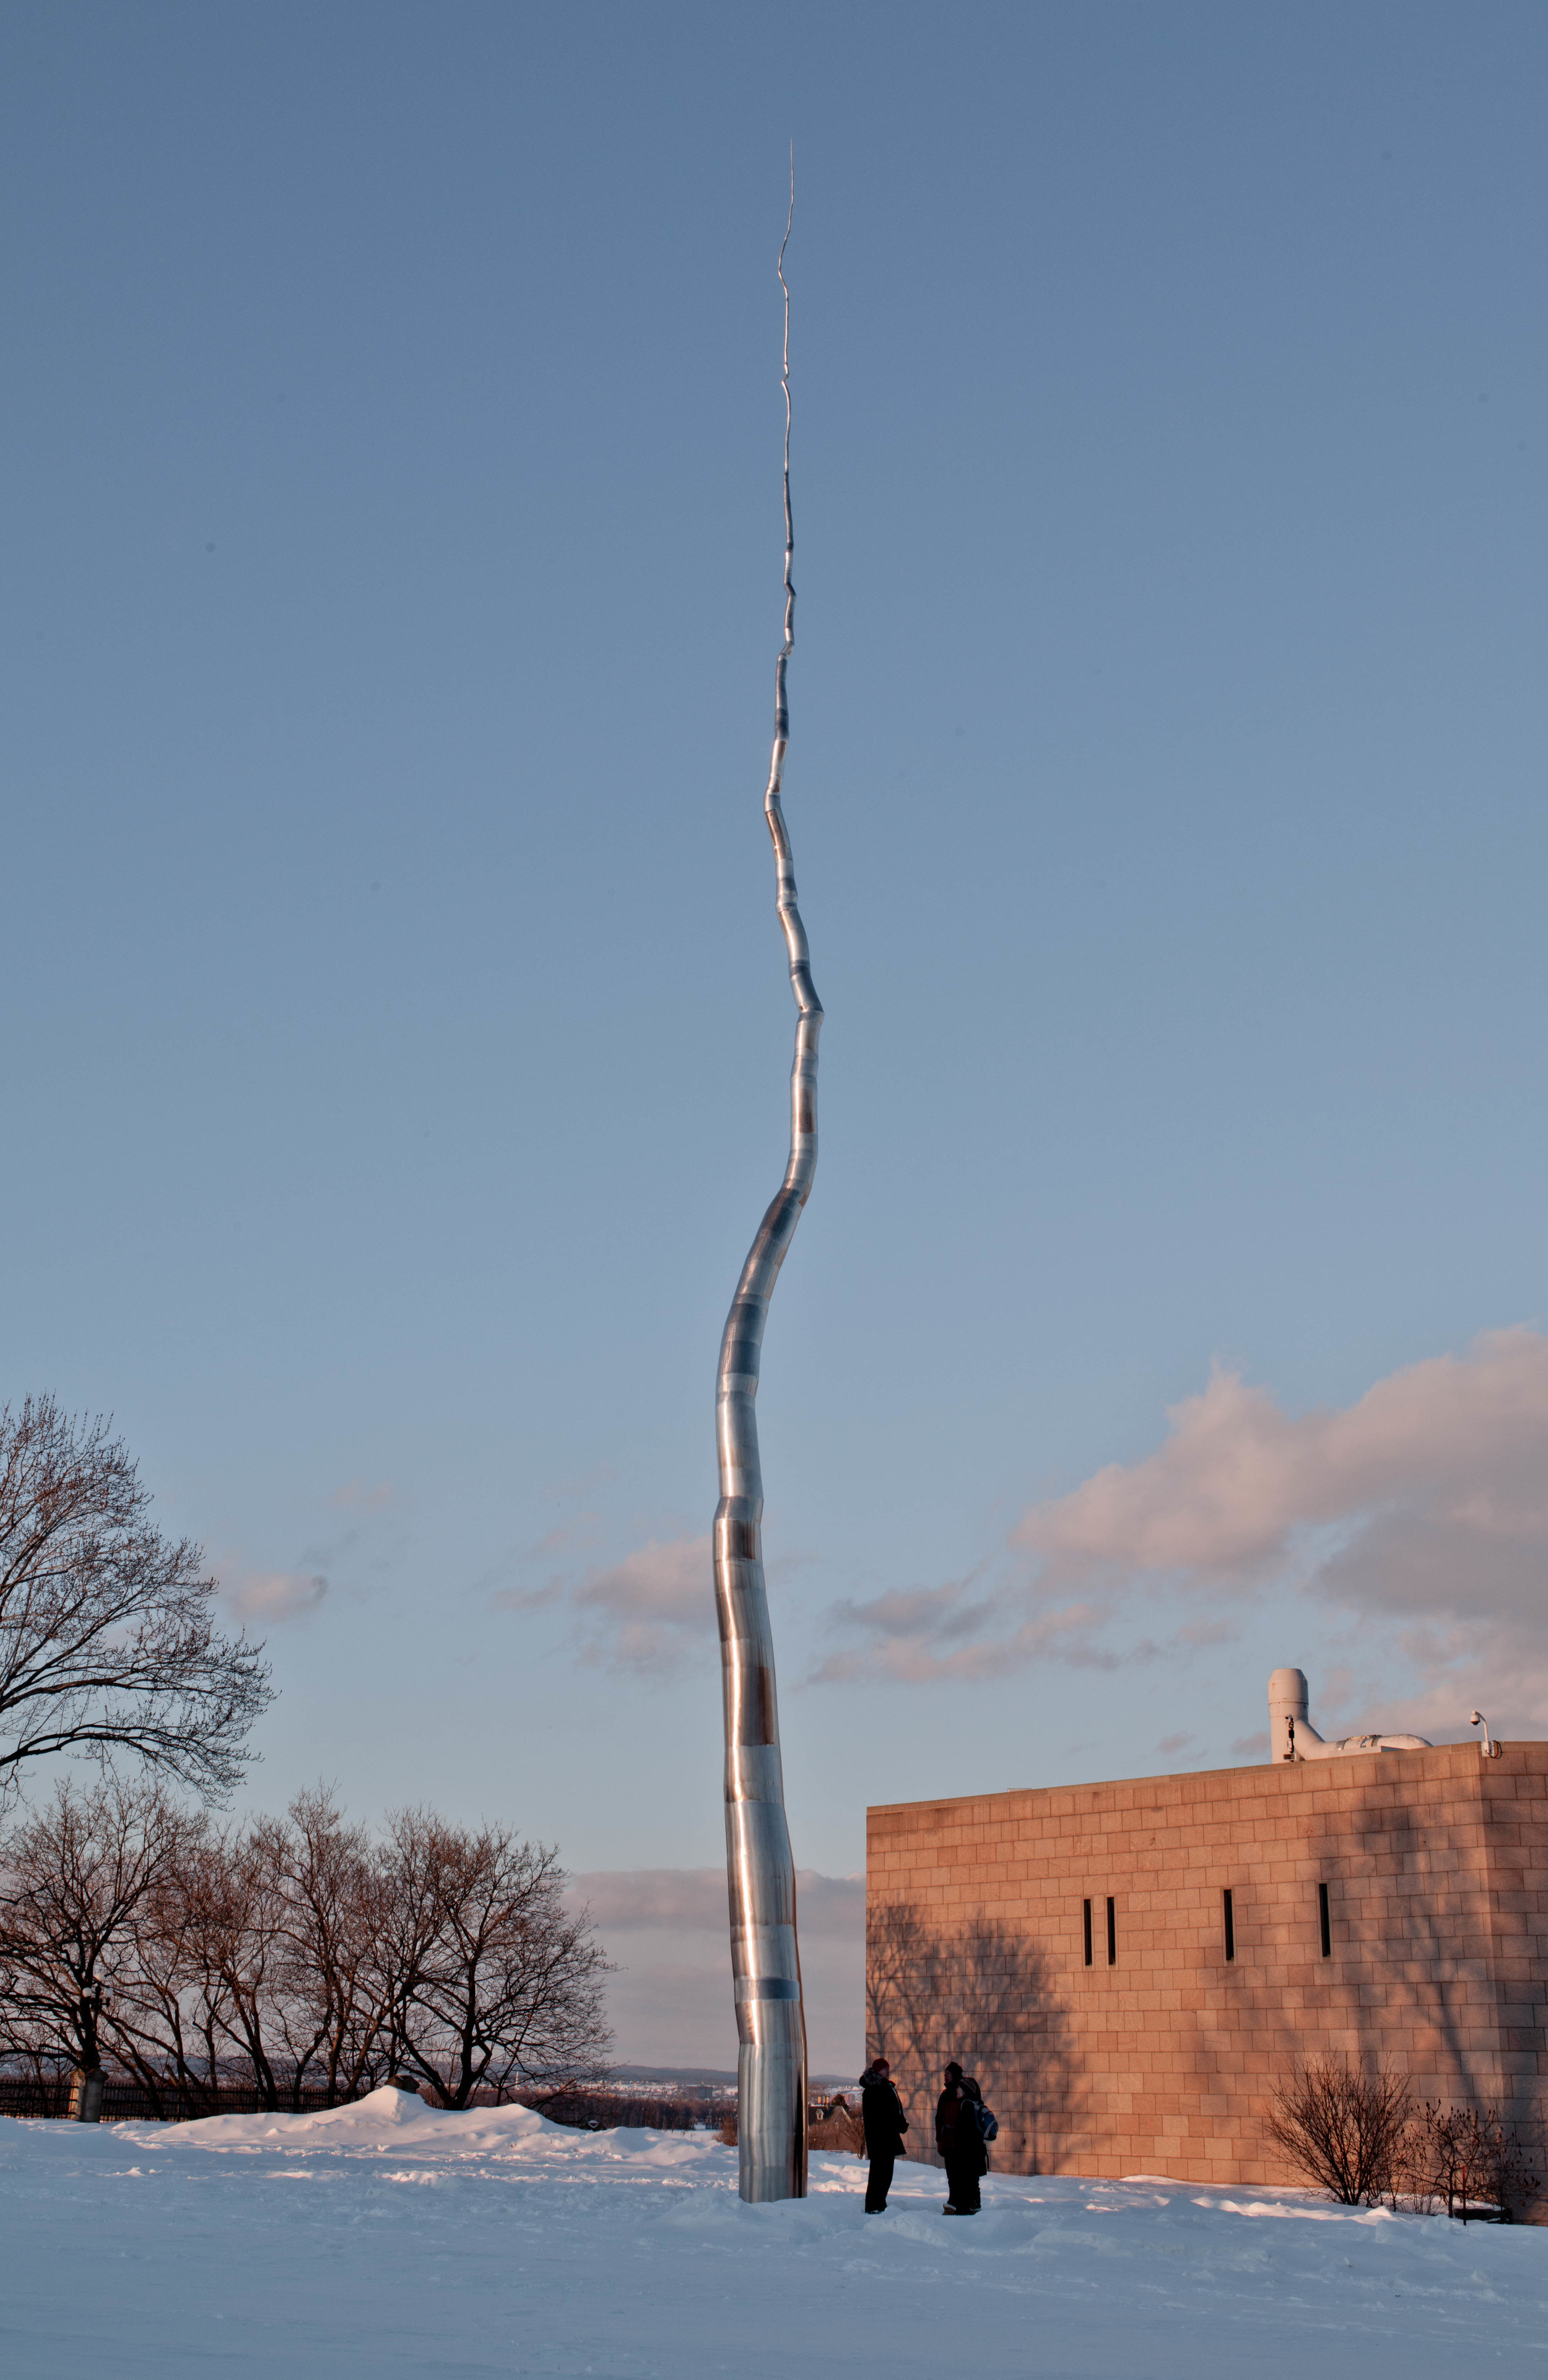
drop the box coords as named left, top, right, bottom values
left=572, top=1869, right=729, bottom=1931
left=813, top=1327, right=1548, bottom=1726
left=225, top=1570, right=328, bottom=1625
left=811, top=1587, right=1140, bottom=1684
left=492, top=1528, right=716, bottom=1679
left=1014, top=1325, right=1548, bottom=1596
left=570, top=1536, right=715, bottom=1677
left=1011, top=1325, right=1548, bottom=1730
left=496, top=1522, right=817, bottom=1682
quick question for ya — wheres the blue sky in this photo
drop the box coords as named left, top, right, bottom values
left=4, top=3, right=1547, bottom=2065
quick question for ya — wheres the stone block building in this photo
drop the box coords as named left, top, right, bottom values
left=865, top=1737, right=1548, bottom=2192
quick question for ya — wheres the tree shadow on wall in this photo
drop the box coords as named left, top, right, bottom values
left=1333, top=1783, right=1541, bottom=2153
left=866, top=1901, right=1085, bottom=2174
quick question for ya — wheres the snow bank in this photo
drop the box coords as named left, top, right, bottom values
left=115, top=2081, right=723, bottom=2170
left=2, top=2096, right=1543, bottom=2378
left=129, top=2083, right=555, bottom=2156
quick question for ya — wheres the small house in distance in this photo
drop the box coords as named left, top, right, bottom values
left=865, top=1672, right=1547, bottom=2197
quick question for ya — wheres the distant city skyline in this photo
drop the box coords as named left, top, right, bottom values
left=4, top=1, right=1547, bottom=2069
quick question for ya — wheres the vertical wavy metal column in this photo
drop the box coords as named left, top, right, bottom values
left=713, top=183, right=818, bottom=2206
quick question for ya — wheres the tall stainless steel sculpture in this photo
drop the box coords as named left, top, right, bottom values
left=714, top=180, right=817, bottom=2205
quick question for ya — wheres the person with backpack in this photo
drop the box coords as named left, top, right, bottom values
left=859, top=2055, right=909, bottom=2212
left=935, top=2061, right=996, bottom=2214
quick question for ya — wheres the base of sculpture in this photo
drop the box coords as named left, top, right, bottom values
left=737, top=2035, right=807, bottom=2202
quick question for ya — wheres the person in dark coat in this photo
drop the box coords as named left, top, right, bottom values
left=935, top=2062, right=986, bottom=2214
left=859, top=2056, right=909, bottom=2212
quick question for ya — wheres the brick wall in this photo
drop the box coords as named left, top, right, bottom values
left=866, top=1742, right=1548, bottom=2192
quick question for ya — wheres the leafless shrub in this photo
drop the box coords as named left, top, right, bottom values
left=808, top=2094, right=864, bottom=2155
left=0, top=1396, right=272, bottom=1805
left=1401, top=2101, right=1541, bottom=2221
left=1265, top=2057, right=1411, bottom=2205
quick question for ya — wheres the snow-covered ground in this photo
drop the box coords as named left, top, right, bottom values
left=2, top=2087, right=1543, bottom=2376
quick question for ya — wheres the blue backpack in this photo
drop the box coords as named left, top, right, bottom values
left=971, top=2098, right=998, bottom=2143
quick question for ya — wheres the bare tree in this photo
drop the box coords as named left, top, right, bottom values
left=0, top=1773, right=198, bottom=2077
left=1401, top=2100, right=1542, bottom=2221
left=0, top=1785, right=614, bottom=2115
left=87, top=1800, right=378, bottom=2112
left=1266, top=2057, right=1411, bottom=2205
left=110, top=1822, right=294, bottom=2112
left=110, top=1841, right=228, bottom=2111
left=383, top=1812, right=611, bottom=2108
left=200, top=1820, right=298, bottom=2106
left=270, top=1786, right=394, bottom=2104
left=0, top=1397, right=272, bottom=1805
left=373, top=1806, right=448, bottom=2085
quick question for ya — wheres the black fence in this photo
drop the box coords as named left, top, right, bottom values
left=0, top=2074, right=737, bottom=2129
left=0, top=2074, right=368, bottom=2122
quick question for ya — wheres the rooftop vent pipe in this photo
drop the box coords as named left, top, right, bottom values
left=1268, top=1669, right=1431, bottom=1761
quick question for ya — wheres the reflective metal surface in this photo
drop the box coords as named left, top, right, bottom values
left=714, top=181, right=816, bottom=2206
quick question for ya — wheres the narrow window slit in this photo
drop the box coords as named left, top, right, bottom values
left=1318, top=1880, right=1331, bottom=1958
left=1082, top=1898, right=1092, bottom=1966
left=1222, top=1887, right=1235, bottom=1961
left=1106, top=1896, right=1116, bottom=1966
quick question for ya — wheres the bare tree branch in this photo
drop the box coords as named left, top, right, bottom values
left=0, top=1396, right=273, bottom=1804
